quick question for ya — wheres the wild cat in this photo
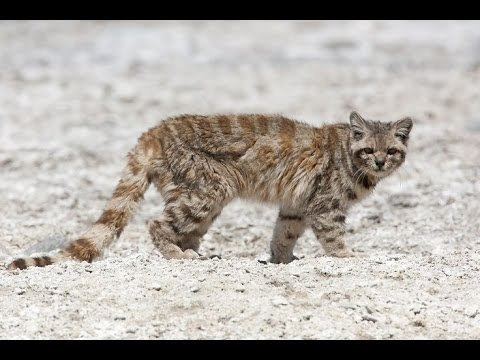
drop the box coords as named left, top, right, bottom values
left=7, top=111, right=412, bottom=270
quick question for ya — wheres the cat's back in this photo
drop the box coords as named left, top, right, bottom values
left=150, top=113, right=315, bottom=153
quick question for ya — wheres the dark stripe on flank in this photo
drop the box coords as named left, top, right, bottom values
left=180, top=203, right=204, bottom=224
left=217, top=115, right=232, bottom=135
left=169, top=221, right=182, bottom=235
left=307, top=173, right=322, bottom=203
left=279, top=214, right=303, bottom=221
left=255, top=115, right=270, bottom=135
left=163, top=209, right=183, bottom=235
left=238, top=115, right=256, bottom=134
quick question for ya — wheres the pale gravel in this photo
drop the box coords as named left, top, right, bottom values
left=0, top=20, right=479, bottom=339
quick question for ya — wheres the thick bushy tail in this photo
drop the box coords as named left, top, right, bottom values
left=7, top=135, right=156, bottom=270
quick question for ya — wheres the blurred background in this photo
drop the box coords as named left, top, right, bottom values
left=0, top=20, right=479, bottom=259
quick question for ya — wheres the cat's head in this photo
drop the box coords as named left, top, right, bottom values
left=349, top=111, right=413, bottom=179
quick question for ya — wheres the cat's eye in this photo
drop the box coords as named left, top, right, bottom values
left=363, top=148, right=374, bottom=154
left=353, top=130, right=364, bottom=140
left=387, top=148, right=398, bottom=155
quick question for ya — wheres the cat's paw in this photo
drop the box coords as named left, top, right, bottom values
left=183, top=249, right=201, bottom=259
left=328, top=248, right=354, bottom=258
left=269, top=254, right=300, bottom=264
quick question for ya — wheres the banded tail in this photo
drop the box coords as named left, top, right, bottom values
left=7, top=133, right=156, bottom=270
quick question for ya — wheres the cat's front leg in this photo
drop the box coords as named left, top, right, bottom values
left=269, top=210, right=307, bottom=264
left=308, top=212, right=354, bottom=258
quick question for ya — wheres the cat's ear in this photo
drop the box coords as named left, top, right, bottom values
left=392, top=117, right=413, bottom=142
left=349, top=111, right=368, bottom=140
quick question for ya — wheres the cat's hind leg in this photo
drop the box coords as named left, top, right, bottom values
left=149, top=188, right=225, bottom=260
left=269, top=210, right=307, bottom=264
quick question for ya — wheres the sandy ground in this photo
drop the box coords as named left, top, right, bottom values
left=0, top=20, right=480, bottom=339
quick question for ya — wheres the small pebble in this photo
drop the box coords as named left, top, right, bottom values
left=235, top=285, right=246, bottom=293
left=412, top=319, right=426, bottom=327
left=361, top=315, right=378, bottom=323
left=15, top=288, right=25, bottom=295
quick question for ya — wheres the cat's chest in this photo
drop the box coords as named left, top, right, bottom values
left=354, top=184, right=372, bottom=200
left=347, top=181, right=375, bottom=205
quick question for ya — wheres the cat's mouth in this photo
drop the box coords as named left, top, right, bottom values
left=371, top=167, right=393, bottom=178
left=355, top=163, right=392, bottom=180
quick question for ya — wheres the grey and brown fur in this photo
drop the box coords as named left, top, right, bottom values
left=7, top=111, right=413, bottom=270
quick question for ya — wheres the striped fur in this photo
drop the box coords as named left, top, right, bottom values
left=7, top=111, right=412, bottom=269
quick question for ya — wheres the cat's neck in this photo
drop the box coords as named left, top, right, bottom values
left=350, top=163, right=378, bottom=189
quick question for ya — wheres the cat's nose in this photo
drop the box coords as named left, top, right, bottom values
left=375, top=158, right=385, bottom=169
